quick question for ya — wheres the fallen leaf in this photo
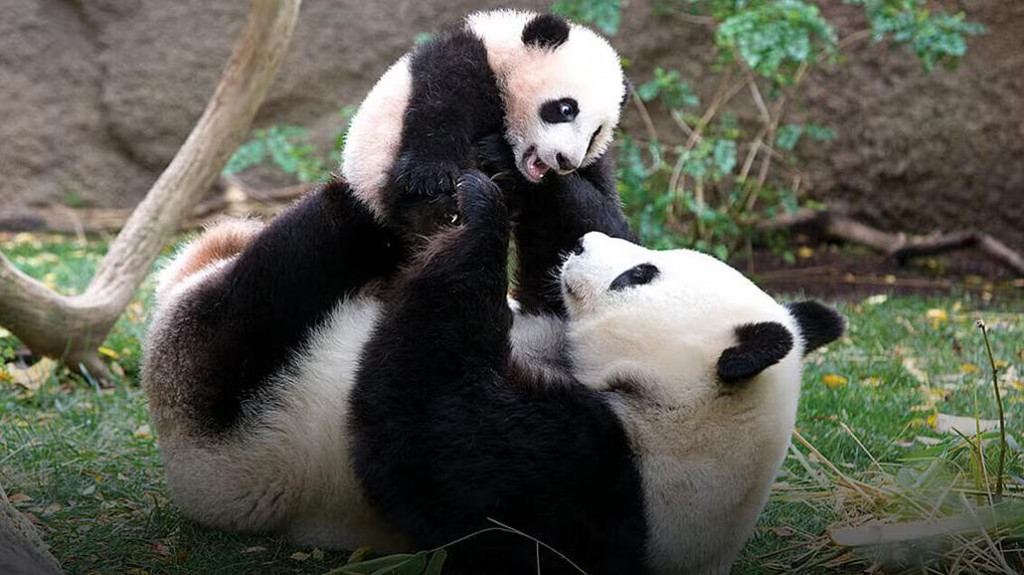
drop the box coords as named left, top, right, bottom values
left=242, top=546, right=267, bottom=554
left=960, top=363, right=980, bottom=375
left=915, top=436, right=942, bottom=446
left=81, top=485, right=96, bottom=496
left=797, top=246, right=814, bottom=259
left=901, top=358, right=929, bottom=384
left=8, top=493, right=32, bottom=504
left=42, top=504, right=61, bottom=515
left=925, top=308, right=948, bottom=328
left=771, top=526, right=797, bottom=537
left=861, top=377, right=882, bottom=388
left=133, top=424, right=152, bottom=440
left=6, top=358, right=58, bottom=391
left=290, top=551, right=311, bottom=561
left=931, top=413, right=999, bottom=435
left=863, top=294, right=888, bottom=306
left=822, top=374, right=848, bottom=389
left=97, top=347, right=119, bottom=359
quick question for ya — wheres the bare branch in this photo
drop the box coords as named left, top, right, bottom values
left=0, top=0, right=302, bottom=377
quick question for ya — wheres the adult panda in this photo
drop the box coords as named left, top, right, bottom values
left=144, top=168, right=844, bottom=574
left=341, top=9, right=627, bottom=237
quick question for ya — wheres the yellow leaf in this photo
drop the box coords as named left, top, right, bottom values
left=927, top=413, right=938, bottom=427
left=1008, top=381, right=1024, bottom=391
left=822, top=374, right=848, bottom=389
left=796, top=246, right=814, bottom=259
left=925, top=308, right=948, bottom=329
left=7, top=358, right=58, bottom=391
left=959, top=363, right=980, bottom=374
left=98, top=347, right=119, bottom=360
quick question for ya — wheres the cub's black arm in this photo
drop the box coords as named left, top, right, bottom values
left=476, top=135, right=634, bottom=316
left=180, top=180, right=403, bottom=431
left=384, top=30, right=504, bottom=237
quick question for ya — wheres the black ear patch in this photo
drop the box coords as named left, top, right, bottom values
left=786, top=301, right=845, bottom=355
left=717, top=322, right=794, bottom=385
left=522, top=13, right=571, bottom=49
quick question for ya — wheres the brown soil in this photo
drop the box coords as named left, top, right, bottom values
left=745, top=242, right=1024, bottom=302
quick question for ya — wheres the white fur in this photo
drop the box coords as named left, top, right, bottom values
left=155, top=296, right=410, bottom=552
left=563, top=233, right=803, bottom=575
left=467, top=10, right=624, bottom=175
left=340, top=10, right=625, bottom=215
left=341, top=56, right=413, bottom=218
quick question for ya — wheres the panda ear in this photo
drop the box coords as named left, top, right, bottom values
left=786, top=301, right=845, bottom=355
left=522, top=13, right=571, bottom=49
left=717, top=322, right=794, bottom=385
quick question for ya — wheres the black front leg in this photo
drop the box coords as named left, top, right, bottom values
left=508, top=152, right=634, bottom=316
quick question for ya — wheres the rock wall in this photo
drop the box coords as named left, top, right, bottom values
left=1, top=0, right=1021, bottom=248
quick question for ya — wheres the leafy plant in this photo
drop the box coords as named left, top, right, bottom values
left=573, top=0, right=983, bottom=261
left=552, top=0, right=622, bottom=35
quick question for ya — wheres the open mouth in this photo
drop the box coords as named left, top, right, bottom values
left=521, top=146, right=550, bottom=183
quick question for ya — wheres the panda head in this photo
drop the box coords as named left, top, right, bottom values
left=561, top=232, right=845, bottom=406
left=467, top=11, right=626, bottom=183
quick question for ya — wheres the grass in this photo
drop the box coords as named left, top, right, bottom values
left=1, top=232, right=1023, bottom=574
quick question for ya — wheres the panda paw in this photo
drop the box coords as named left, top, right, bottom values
left=390, top=155, right=462, bottom=236
left=455, top=169, right=506, bottom=226
left=474, top=133, right=520, bottom=179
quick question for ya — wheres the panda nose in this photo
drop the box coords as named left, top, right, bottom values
left=572, top=237, right=585, bottom=255
left=556, top=153, right=576, bottom=172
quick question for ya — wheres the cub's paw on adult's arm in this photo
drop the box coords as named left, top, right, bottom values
left=455, top=169, right=506, bottom=227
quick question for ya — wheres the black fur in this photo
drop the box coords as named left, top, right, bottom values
left=608, top=263, right=660, bottom=292
left=717, top=322, right=795, bottom=385
left=384, top=28, right=504, bottom=237
left=787, top=301, right=846, bottom=354
left=351, top=171, right=647, bottom=575
left=154, top=180, right=404, bottom=433
left=522, top=13, right=571, bottom=49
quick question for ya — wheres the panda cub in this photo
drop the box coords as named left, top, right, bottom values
left=144, top=167, right=844, bottom=574
left=341, top=9, right=626, bottom=236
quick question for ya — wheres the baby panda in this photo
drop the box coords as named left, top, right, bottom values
left=341, top=9, right=627, bottom=236
left=143, top=168, right=843, bottom=575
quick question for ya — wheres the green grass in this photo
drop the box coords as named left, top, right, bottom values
left=1, top=233, right=1022, bottom=574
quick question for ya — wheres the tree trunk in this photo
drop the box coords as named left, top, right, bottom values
left=0, top=0, right=302, bottom=380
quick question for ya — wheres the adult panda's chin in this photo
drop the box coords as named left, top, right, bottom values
left=520, top=146, right=551, bottom=183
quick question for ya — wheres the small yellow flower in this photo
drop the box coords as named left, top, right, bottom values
left=822, top=374, right=848, bottom=389
left=927, top=413, right=938, bottom=427
left=797, top=246, right=814, bottom=259
left=960, top=363, right=980, bottom=374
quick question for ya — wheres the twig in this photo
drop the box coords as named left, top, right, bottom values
left=977, top=320, right=1007, bottom=502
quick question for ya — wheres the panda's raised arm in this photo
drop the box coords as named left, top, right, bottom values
left=509, top=152, right=634, bottom=316
left=363, top=170, right=513, bottom=370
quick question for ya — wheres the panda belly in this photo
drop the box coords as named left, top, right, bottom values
left=160, top=296, right=408, bottom=553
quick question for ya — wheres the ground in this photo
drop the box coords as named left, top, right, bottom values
left=0, top=232, right=1022, bottom=575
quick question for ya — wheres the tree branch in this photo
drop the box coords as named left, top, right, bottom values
left=0, top=0, right=302, bottom=379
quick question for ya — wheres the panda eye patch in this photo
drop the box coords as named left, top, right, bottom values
left=609, top=263, right=660, bottom=292
left=540, top=98, right=579, bottom=123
